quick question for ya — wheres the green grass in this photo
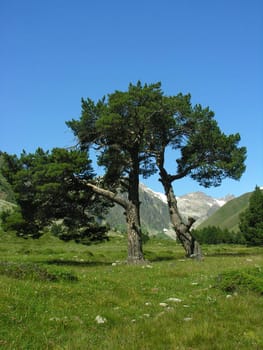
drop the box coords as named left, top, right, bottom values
left=0, top=232, right=263, bottom=349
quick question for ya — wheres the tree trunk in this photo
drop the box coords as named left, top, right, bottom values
left=126, top=151, right=145, bottom=263
left=85, top=181, right=145, bottom=263
left=158, top=167, right=202, bottom=260
left=126, top=202, right=144, bottom=263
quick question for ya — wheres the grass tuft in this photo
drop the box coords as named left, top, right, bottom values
left=0, top=261, right=78, bottom=282
left=216, top=267, right=263, bottom=294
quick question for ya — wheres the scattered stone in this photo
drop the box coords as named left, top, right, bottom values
left=166, top=297, right=182, bottom=303
left=183, top=317, right=193, bottom=322
left=95, top=315, right=107, bottom=324
left=226, top=294, right=232, bottom=299
left=191, top=282, right=198, bottom=285
left=159, top=303, right=168, bottom=307
left=145, top=302, right=151, bottom=306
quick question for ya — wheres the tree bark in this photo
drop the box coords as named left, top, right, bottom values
left=85, top=182, right=145, bottom=263
left=126, top=202, right=144, bottom=263
left=158, top=161, right=202, bottom=260
left=126, top=150, right=145, bottom=263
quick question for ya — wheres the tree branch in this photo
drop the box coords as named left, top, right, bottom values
left=83, top=181, right=128, bottom=209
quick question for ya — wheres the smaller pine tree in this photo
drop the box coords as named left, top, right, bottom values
left=239, top=186, right=263, bottom=246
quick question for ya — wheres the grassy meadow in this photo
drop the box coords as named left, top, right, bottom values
left=0, top=232, right=263, bottom=350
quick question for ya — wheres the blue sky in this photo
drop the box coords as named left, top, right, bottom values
left=1, top=0, right=262, bottom=198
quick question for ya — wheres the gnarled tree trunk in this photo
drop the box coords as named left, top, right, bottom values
left=158, top=165, right=202, bottom=260
left=85, top=182, right=145, bottom=263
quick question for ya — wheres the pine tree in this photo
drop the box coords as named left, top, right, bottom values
left=67, top=82, right=162, bottom=263
left=239, top=186, right=263, bottom=246
left=146, top=92, right=246, bottom=258
left=0, top=148, right=110, bottom=243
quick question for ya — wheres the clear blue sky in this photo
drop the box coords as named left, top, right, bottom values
left=1, top=0, right=262, bottom=198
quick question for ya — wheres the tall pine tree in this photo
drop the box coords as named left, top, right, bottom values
left=239, top=186, right=263, bottom=246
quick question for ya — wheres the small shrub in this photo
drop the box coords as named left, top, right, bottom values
left=0, top=262, right=78, bottom=282
left=216, top=267, right=263, bottom=294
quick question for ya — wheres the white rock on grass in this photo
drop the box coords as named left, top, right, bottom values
left=159, top=303, right=168, bottom=307
left=95, top=315, right=107, bottom=324
left=166, top=297, right=182, bottom=303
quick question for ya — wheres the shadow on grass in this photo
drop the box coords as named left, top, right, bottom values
left=46, top=259, right=113, bottom=267
left=144, top=250, right=176, bottom=262
left=205, top=251, right=262, bottom=257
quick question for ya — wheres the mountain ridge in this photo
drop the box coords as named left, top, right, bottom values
left=106, top=184, right=234, bottom=238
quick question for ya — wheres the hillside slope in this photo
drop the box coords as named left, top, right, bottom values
left=197, top=191, right=253, bottom=232
left=0, top=154, right=16, bottom=204
left=0, top=172, right=16, bottom=204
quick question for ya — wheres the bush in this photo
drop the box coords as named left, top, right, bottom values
left=0, top=208, right=42, bottom=238
left=50, top=222, right=109, bottom=245
left=216, top=267, right=263, bottom=295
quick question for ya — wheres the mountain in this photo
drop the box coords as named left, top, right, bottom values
left=0, top=170, right=16, bottom=216
left=0, top=176, right=16, bottom=213
left=106, top=184, right=232, bottom=238
left=105, top=184, right=173, bottom=237
left=196, top=191, right=253, bottom=232
left=176, top=191, right=233, bottom=227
